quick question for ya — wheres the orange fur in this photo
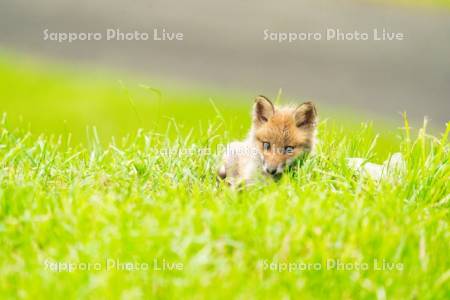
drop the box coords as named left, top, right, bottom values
left=219, top=95, right=317, bottom=185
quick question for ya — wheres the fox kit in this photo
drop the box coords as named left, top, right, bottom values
left=218, top=95, right=317, bottom=186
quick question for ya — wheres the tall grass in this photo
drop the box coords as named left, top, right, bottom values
left=0, top=111, right=448, bottom=299
left=0, top=53, right=448, bottom=299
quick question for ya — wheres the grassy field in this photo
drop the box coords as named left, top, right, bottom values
left=0, top=53, right=449, bottom=299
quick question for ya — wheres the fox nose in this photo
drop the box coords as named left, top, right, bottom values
left=267, top=168, right=277, bottom=175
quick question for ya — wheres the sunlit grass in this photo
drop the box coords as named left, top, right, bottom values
left=0, top=53, right=449, bottom=299
left=0, top=114, right=448, bottom=299
left=0, top=52, right=403, bottom=158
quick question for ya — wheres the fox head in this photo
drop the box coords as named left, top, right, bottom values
left=251, top=95, right=317, bottom=176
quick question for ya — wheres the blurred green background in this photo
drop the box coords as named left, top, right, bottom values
left=0, top=50, right=404, bottom=160
left=1, top=0, right=449, bottom=134
left=1, top=0, right=449, bottom=159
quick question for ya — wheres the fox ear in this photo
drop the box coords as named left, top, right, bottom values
left=253, top=95, right=274, bottom=124
left=294, top=102, right=317, bottom=128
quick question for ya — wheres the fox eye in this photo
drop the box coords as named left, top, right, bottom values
left=263, top=142, right=271, bottom=151
left=284, top=146, right=294, bottom=154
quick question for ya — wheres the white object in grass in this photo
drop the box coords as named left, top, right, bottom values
left=347, top=152, right=405, bottom=181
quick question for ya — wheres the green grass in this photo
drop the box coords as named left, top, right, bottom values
left=0, top=53, right=449, bottom=299
left=0, top=51, right=402, bottom=159
left=0, top=52, right=252, bottom=143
